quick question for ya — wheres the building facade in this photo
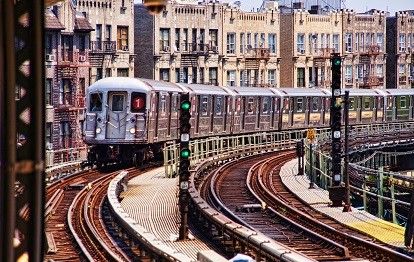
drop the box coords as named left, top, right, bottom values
left=386, top=11, right=414, bottom=89
left=135, top=0, right=281, bottom=87
left=77, top=0, right=135, bottom=83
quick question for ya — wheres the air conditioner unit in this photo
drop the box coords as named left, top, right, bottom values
left=45, top=54, right=55, bottom=62
left=122, top=45, right=129, bottom=51
left=79, top=55, right=86, bottom=62
left=46, top=143, right=53, bottom=150
left=213, top=46, right=219, bottom=52
left=163, top=46, right=170, bottom=52
left=401, top=47, right=406, bottom=52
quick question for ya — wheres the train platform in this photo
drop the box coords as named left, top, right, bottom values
left=280, top=159, right=406, bottom=248
left=119, top=167, right=218, bottom=261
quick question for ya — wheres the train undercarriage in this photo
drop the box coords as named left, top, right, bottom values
left=83, top=143, right=162, bottom=168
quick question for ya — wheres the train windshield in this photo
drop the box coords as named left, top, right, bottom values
left=90, top=92, right=103, bottom=112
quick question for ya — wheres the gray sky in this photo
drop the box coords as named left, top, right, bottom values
left=224, top=0, right=413, bottom=14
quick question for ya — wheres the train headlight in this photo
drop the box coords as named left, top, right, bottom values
left=96, top=127, right=102, bottom=134
left=129, top=128, right=136, bottom=134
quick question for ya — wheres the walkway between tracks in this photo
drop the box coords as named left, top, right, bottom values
left=120, top=167, right=218, bottom=261
left=280, top=159, right=406, bottom=248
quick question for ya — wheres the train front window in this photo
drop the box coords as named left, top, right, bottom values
left=112, top=94, right=124, bottom=112
left=90, top=92, right=103, bottom=112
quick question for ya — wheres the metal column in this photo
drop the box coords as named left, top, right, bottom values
left=0, top=1, right=45, bottom=261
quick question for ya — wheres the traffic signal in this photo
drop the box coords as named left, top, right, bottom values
left=331, top=53, right=342, bottom=186
left=179, top=93, right=191, bottom=189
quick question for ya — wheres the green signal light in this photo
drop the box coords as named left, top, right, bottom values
left=180, top=149, right=190, bottom=158
left=333, top=58, right=341, bottom=66
left=181, top=101, right=191, bottom=111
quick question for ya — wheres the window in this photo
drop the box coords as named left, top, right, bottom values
left=401, top=96, right=407, bottom=108
left=117, top=68, right=128, bottom=77
left=359, top=33, right=364, bottom=52
left=345, top=65, right=352, bottom=83
left=355, top=33, right=359, bottom=51
left=201, top=96, right=208, bottom=116
left=326, top=34, right=330, bottom=48
left=399, top=64, right=405, bottom=76
left=376, top=64, right=383, bottom=77
left=227, top=70, right=236, bottom=86
left=349, top=98, right=355, bottom=110
left=296, top=98, right=303, bottom=112
left=105, top=25, right=111, bottom=42
left=160, top=69, right=170, bottom=81
left=227, top=33, right=236, bottom=54
left=46, top=79, right=52, bottom=105
left=175, top=28, right=180, bottom=51
left=192, top=28, right=197, bottom=51
left=377, top=33, right=383, bottom=51
left=200, top=67, right=204, bottom=83
left=60, top=79, right=71, bottom=105
left=284, top=98, right=289, bottom=111
left=297, top=33, right=305, bottom=54
left=90, top=92, right=103, bottom=112
left=312, top=97, right=320, bottom=112
left=215, top=96, right=222, bottom=115
left=268, top=34, right=276, bottom=53
left=160, top=28, right=170, bottom=51
left=117, top=26, right=129, bottom=51
left=46, top=123, right=52, bottom=147
left=247, top=97, right=254, bottom=114
left=200, top=29, right=205, bottom=47
left=61, top=35, right=73, bottom=61
left=262, top=97, right=269, bottom=114
left=209, top=68, right=218, bottom=85
left=112, top=94, right=124, bottom=112
left=247, top=33, right=251, bottom=49
left=240, top=33, right=245, bottom=54
left=399, top=33, right=406, bottom=52
left=209, top=29, right=218, bottom=48
left=345, top=33, right=352, bottom=52
left=183, top=29, right=188, bottom=51
left=333, top=34, right=339, bottom=53
left=79, top=34, right=86, bottom=51
left=192, top=67, right=197, bottom=83
left=364, top=97, right=370, bottom=110
left=268, top=70, right=275, bottom=86
left=159, top=94, right=166, bottom=114
left=297, top=68, right=305, bottom=87
left=96, top=24, right=102, bottom=49
left=45, top=34, right=53, bottom=54
left=60, top=122, right=71, bottom=149
left=96, top=68, right=103, bottom=81
left=175, top=68, right=180, bottom=82
left=172, top=95, right=178, bottom=113
left=240, top=70, right=245, bottom=86
left=320, top=34, right=325, bottom=49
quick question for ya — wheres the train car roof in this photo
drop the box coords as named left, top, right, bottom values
left=179, top=83, right=232, bottom=95
left=381, top=89, right=414, bottom=95
left=87, top=77, right=185, bottom=93
left=271, top=88, right=330, bottom=97
left=227, top=86, right=278, bottom=96
left=341, top=88, right=383, bottom=96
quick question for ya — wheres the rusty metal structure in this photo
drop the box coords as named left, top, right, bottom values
left=1, top=0, right=45, bottom=261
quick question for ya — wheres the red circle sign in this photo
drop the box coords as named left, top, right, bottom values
left=132, top=97, right=145, bottom=110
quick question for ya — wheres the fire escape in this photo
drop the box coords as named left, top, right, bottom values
left=243, top=47, right=270, bottom=87
left=313, top=47, right=334, bottom=88
left=55, top=50, right=86, bottom=162
left=358, top=45, right=381, bottom=88
left=89, top=41, right=117, bottom=78
left=178, top=42, right=211, bottom=83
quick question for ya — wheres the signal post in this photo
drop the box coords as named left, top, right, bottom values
left=329, top=53, right=346, bottom=207
left=178, top=93, right=191, bottom=240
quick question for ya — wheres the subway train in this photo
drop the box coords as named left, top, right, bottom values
left=83, top=77, right=414, bottom=167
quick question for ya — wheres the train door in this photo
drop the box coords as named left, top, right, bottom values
left=154, top=93, right=159, bottom=138
left=210, top=95, right=215, bottom=133
left=305, top=97, right=310, bottom=126
left=289, top=97, right=294, bottom=127
left=106, top=92, right=127, bottom=139
left=256, top=97, right=261, bottom=129
left=270, top=97, right=275, bottom=130
left=410, top=95, right=414, bottom=120
left=195, top=95, right=200, bottom=134
left=373, top=96, right=378, bottom=122
left=241, top=97, right=246, bottom=131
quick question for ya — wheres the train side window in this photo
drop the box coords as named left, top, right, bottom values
left=296, top=98, right=303, bottom=112
left=284, top=98, right=289, bottom=111
left=349, top=98, right=355, bottom=110
left=364, top=97, right=370, bottom=110
left=201, top=96, right=208, bottom=116
left=171, top=94, right=178, bottom=112
left=159, top=94, right=167, bottom=114
left=312, top=97, right=319, bottom=112
left=247, top=97, right=254, bottom=114
left=215, top=96, right=222, bottom=115
left=90, top=92, right=102, bottom=112
left=400, top=96, right=407, bottom=108
left=387, top=97, right=392, bottom=109
left=112, top=94, right=124, bottom=112
left=262, top=97, right=269, bottom=114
